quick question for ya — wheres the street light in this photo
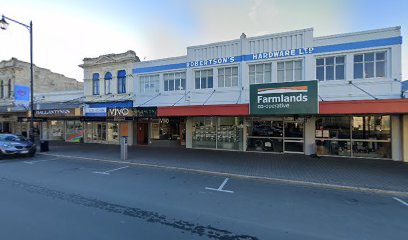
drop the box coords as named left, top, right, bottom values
left=0, top=15, right=35, bottom=141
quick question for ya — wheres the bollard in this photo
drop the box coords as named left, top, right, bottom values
left=120, top=136, right=128, bottom=161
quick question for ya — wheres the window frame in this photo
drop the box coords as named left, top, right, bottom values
left=92, top=73, right=100, bottom=95
left=195, top=69, right=214, bottom=90
left=139, top=74, right=160, bottom=93
left=316, top=55, right=346, bottom=81
left=104, top=72, right=112, bottom=95
left=277, top=59, right=303, bottom=82
left=248, top=63, right=272, bottom=84
left=218, top=66, right=239, bottom=88
left=117, top=70, right=126, bottom=94
left=353, top=51, right=387, bottom=80
left=164, top=71, right=186, bottom=92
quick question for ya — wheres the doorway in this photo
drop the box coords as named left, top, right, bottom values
left=137, top=123, right=148, bottom=144
left=283, top=121, right=304, bottom=153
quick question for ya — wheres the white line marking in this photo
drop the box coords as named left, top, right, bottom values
left=205, top=178, right=234, bottom=193
left=24, top=158, right=59, bottom=164
left=93, top=166, right=129, bottom=175
left=393, top=197, right=408, bottom=207
left=38, top=153, right=408, bottom=197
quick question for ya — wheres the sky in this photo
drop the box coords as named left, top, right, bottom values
left=1, top=0, right=408, bottom=82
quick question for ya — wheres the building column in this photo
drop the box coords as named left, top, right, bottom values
left=304, top=116, right=316, bottom=155
left=403, top=114, right=408, bottom=163
left=391, top=115, right=402, bottom=161
left=186, top=117, right=193, bottom=148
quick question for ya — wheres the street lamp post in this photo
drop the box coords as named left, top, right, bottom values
left=0, top=15, right=35, bottom=141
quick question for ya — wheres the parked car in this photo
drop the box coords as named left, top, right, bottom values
left=0, top=134, right=36, bottom=159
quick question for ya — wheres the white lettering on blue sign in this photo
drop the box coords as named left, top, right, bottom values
left=252, top=47, right=314, bottom=60
left=187, top=56, right=235, bottom=68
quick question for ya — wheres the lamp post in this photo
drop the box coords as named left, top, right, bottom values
left=0, top=15, right=35, bottom=141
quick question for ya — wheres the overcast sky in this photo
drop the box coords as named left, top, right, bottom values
left=1, top=0, right=408, bottom=82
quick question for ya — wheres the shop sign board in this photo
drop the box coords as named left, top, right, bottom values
left=107, top=107, right=157, bottom=118
left=84, top=107, right=107, bottom=117
left=35, top=109, right=77, bottom=117
left=250, top=80, right=318, bottom=115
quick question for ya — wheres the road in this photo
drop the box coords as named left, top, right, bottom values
left=0, top=154, right=407, bottom=240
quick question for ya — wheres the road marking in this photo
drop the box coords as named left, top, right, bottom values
left=38, top=152, right=408, bottom=197
left=205, top=178, right=234, bottom=193
left=93, top=166, right=129, bottom=175
left=24, top=158, right=60, bottom=164
left=393, top=197, right=408, bottom=207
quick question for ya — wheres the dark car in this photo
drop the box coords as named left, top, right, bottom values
left=0, top=134, right=36, bottom=159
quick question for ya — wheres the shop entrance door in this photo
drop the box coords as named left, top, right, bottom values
left=137, top=123, right=148, bottom=144
left=283, top=121, right=304, bottom=153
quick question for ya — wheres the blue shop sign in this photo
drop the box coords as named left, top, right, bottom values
left=85, top=101, right=133, bottom=117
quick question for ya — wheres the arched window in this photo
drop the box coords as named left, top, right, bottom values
left=117, top=70, right=126, bottom=94
left=92, top=73, right=100, bottom=95
left=104, top=72, right=112, bottom=95
left=0, top=80, right=3, bottom=99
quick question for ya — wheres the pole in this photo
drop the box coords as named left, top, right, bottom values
left=29, top=21, right=34, bottom=141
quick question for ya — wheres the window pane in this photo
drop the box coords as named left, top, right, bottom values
left=249, top=73, right=255, bottom=84
left=201, top=77, right=207, bottom=88
left=181, top=79, right=186, bottom=90
left=326, top=65, right=334, bottom=80
left=164, top=80, right=169, bottom=91
left=207, top=70, right=213, bottom=77
left=354, top=63, right=363, bottom=79
left=256, top=64, right=263, bottom=73
left=376, top=62, right=385, bottom=77
left=208, top=76, right=213, bottom=88
left=294, top=61, right=302, bottom=69
left=316, top=66, right=324, bottom=81
left=294, top=68, right=301, bottom=81
left=277, top=62, right=284, bottom=70
left=232, top=75, right=238, bottom=86
left=219, top=68, right=224, bottom=75
left=202, top=70, right=207, bottom=78
left=195, top=78, right=200, bottom=89
left=256, top=72, right=263, bottom=84
left=225, top=75, right=232, bottom=87
left=264, top=64, right=271, bottom=71
left=365, top=53, right=374, bottom=62
left=354, top=54, right=363, bottom=62
left=218, top=74, right=224, bottom=87
left=316, top=58, right=324, bottom=66
left=336, top=65, right=345, bottom=80
left=277, top=70, right=284, bottom=83
left=326, top=57, right=334, bottom=65
left=226, top=67, right=232, bottom=76
left=264, top=71, right=271, bottom=83
left=336, top=56, right=345, bottom=64
left=286, top=62, right=293, bottom=81
left=365, top=62, right=374, bottom=78
left=175, top=79, right=181, bottom=90
left=376, top=52, right=385, bottom=61
left=249, top=65, right=255, bottom=73
left=175, top=73, right=181, bottom=79
left=195, top=71, right=200, bottom=79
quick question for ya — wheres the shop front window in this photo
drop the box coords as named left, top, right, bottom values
left=107, top=123, right=119, bottom=143
left=247, top=118, right=284, bottom=153
left=192, top=117, right=216, bottom=149
left=315, top=115, right=391, bottom=159
left=66, top=120, right=83, bottom=142
left=48, top=120, right=64, bottom=141
left=151, top=118, right=183, bottom=141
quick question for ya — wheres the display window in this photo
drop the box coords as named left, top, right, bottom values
left=66, top=120, right=83, bottom=142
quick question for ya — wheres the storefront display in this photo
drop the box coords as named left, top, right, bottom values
left=315, top=115, right=391, bottom=159
left=150, top=118, right=185, bottom=145
left=66, top=120, right=83, bottom=142
left=84, top=122, right=120, bottom=144
left=192, top=117, right=243, bottom=150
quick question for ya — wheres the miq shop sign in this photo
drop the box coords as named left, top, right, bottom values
left=250, top=80, right=318, bottom=115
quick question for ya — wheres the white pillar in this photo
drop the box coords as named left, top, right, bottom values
left=186, top=117, right=193, bottom=148
left=304, top=116, right=316, bottom=155
left=391, top=115, right=402, bottom=161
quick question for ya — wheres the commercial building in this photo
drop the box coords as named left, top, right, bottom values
left=0, top=58, right=83, bottom=137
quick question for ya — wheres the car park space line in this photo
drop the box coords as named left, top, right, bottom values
left=393, top=197, right=408, bottom=207
left=205, top=177, right=234, bottom=193
left=23, top=158, right=60, bottom=165
left=93, top=166, right=129, bottom=175
left=38, top=153, right=408, bottom=197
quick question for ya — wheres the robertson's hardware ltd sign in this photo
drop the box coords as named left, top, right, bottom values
left=107, top=107, right=157, bottom=118
left=250, top=80, right=318, bottom=115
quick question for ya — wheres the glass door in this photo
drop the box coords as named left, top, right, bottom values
left=284, top=121, right=304, bottom=153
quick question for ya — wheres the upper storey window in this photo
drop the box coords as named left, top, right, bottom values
left=104, top=72, right=112, bottom=94
left=218, top=66, right=238, bottom=88
left=140, top=74, right=159, bottom=93
left=195, top=69, right=213, bottom=89
left=117, top=70, right=126, bottom=94
left=354, top=52, right=386, bottom=79
left=92, top=73, right=100, bottom=95
left=277, top=60, right=302, bottom=82
left=249, top=63, right=271, bottom=84
left=164, top=72, right=186, bottom=91
left=316, top=56, right=345, bottom=81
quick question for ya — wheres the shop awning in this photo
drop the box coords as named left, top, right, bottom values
left=319, top=99, right=408, bottom=115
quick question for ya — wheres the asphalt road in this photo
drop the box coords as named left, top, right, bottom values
left=0, top=154, right=407, bottom=240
